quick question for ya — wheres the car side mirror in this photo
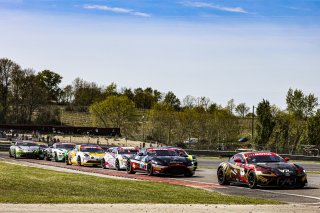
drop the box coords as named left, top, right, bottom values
left=284, top=157, right=290, bottom=162
left=234, top=158, right=242, bottom=163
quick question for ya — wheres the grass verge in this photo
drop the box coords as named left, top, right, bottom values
left=307, top=171, right=320, bottom=174
left=0, top=161, right=282, bottom=204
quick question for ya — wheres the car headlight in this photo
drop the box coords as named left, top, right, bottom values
left=84, top=154, right=90, bottom=158
left=152, top=161, right=162, bottom=165
left=188, top=161, right=194, bottom=166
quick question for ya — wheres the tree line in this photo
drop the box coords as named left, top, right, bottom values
left=1, top=58, right=319, bottom=153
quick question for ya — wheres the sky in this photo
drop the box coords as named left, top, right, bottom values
left=0, top=0, right=320, bottom=109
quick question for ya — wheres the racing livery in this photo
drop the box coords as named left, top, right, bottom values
left=163, top=146, right=198, bottom=171
left=9, top=140, right=44, bottom=159
left=66, top=144, right=105, bottom=166
left=126, top=148, right=195, bottom=177
left=217, top=152, right=308, bottom=188
left=101, top=147, right=140, bottom=170
left=45, top=142, right=76, bottom=162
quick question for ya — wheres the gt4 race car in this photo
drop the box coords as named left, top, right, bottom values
left=45, top=142, right=76, bottom=162
left=66, top=144, right=105, bottom=166
left=9, top=140, right=44, bottom=159
left=217, top=152, right=308, bottom=188
left=163, top=146, right=198, bottom=171
left=101, top=147, right=140, bottom=170
left=126, top=148, right=195, bottom=177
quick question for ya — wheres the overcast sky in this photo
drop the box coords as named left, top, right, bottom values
left=0, top=0, right=320, bottom=109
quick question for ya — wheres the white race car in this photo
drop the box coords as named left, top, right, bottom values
left=101, top=147, right=140, bottom=170
left=45, top=142, right=76, bottom=162
left=66, top=144, right=105, bottom=166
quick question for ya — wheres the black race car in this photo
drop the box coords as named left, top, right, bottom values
left=217, top=151, right=308, bottom=188
left=126, top=148, right=195, bottom=177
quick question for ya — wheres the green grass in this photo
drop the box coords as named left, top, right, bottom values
left=307, top=171, right=320, bottom=174
left=0, top=162, right=282, bottom=204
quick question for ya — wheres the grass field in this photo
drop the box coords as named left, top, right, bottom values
left=0, top=161, right=282, bottom=204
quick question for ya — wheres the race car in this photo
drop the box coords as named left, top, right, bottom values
left=9, top=140, right=44, bottom=159
left=101, top=147, right=140, bottom=170
left=66, top=144, right=105, bottom=166
left=126, top=148, right=195, bottom=177
left=217, top=151, right=308, bottom=188
left=163, top=146, right=198, bottom=171
left=45, top=142, right=76, bottom=162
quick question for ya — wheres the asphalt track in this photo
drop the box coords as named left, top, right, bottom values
left=1, top=153, right=320, bottom=205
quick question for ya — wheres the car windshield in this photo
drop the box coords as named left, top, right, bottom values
left=174, top=150, right=188, bottom=157
left=81, top=147, right=105, bottom=153
left=57, top=144, right=75, bottom=150
left=148, top=150, right=178, bottom=156
left=247, top=155, right=285, bottom=163
left=118, top=149, right=139, bottom=155
left=17, top=142, right=38, bottom=146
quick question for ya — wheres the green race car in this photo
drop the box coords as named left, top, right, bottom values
left=9, top=140, right=45, bottom=160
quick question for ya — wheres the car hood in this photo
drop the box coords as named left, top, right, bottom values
left=83, top=152, right=105, bottom=157
left=17, top=146, right=39, bottom=152
left=255, top=162, right=299, bottom=172
left=152, top=156, right=189, bottom=164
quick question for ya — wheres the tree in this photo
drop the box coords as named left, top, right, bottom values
left=61, top=85, right=73, bottom=104
left=226, top=99, right=235, bottom=114
left=256, top=99, right=275, bottom=149
left=37, top=70, right=62, bottom=103
left=104, top=82, right=118, bottom=97
left=73, top=78, right=103, bottom=107
left=163, top=91, right=181, bottom=111
left=90, top=96, right=138, bottom=137
left=235, top=103, right=250, bottom=118
left=307, top=110, right=320, bottom=146
left=0, top=58, right=20, bottom=123
left=286, top=88, right=318, bottom=119
left=149, top=103, right=177, bottom=144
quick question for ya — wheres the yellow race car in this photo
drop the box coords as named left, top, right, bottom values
left=66, top=144, right=105, bottom=166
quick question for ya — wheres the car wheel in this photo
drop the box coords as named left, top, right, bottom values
left=147, top=162, right=153, bottom=176
left=9, top=150, right=12, bottom=158
left=54, top=153, right=58, bottom=162
left=45, top=153, right=51, bottom=161
left=115, top=159, right=120, bottom=170
left=14, top=151, right=17, bottom=159
left=77, top=156, right=82, bottom=166
left=248, top=170, right=257, bottom=189
left=101, top=158, right=106, bottom=169
left=65, top=155, right=71, bottom=165
left=126, top=160, right=136, bottom=174
left=217, top=167, right=230, bottom=185
left=184, top=171, right=194, bottom=177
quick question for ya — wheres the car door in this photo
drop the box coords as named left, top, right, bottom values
left=228, top=154, right=243, bottom=182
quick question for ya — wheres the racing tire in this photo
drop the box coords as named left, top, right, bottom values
left=147, top=162, right=154, bottom=176
left=217, top=167, right=230, bottom=185
left=45, top=153, right=51, bottom=161
left=65, top=155, right=71, bottom=165
left=9, top=150, right=12, bottom=158
left=248, top=170, right=258, bottom=189
left=14, top=151, right=17, bottom=159
left=101, top=159, right=106, bottom=169
left=115, top=159, right=120, bottom=171
left=126, top=160, right=136, bottom=174
left=184, top=171, right=194, bottom=177
left=77, top=156, right=82, bottom=166
left=54, top=153, right=58, bottom=162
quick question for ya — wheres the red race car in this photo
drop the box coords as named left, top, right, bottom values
left=217, top=152, right=308, bottom=188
